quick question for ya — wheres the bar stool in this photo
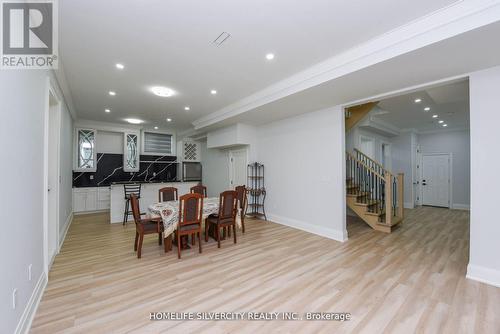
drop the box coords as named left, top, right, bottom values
left=123, top=183, right=142, bottom=225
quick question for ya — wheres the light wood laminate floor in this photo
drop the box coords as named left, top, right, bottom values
left=31, top=207, right=500, bottom=333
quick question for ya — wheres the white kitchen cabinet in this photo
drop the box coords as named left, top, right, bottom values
left=73, top=187, right=102, bottom=213
left=97, top=187, right=111, bottom=210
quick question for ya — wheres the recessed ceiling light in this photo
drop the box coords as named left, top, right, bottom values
left=184, top=106, right=190, bottom=111
left=266, top=53, right=275, bottom=60
left=438, top=120, right=444, bottom=124
left=105, top=108, right=111, bottom=113
left=124, top=118, right=143, bottom=124
left=151, top=86, right=175, bottom=97
left=432, top=114, right=438, bottom=118
left=115, top=63, right=124, bottom=70
left=210, top=89, right=217, bottom=95
left=424, top=107, right=431, bottom=111
left=154, top=126, right=159, bottom=130
left=442, top=124, right=448, bottom=127
left=414, top=98, right=422, bottom=103
left=109, top=91, right=116, bottom=96
left=166, top=118, right=172, bottom=122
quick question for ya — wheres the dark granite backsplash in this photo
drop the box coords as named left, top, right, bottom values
left=73, top=153, right=178, bottom=187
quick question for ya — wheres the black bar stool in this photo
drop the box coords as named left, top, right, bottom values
left=123, top=183, right=142, bottom=225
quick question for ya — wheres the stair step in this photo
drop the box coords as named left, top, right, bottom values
left=365, top=211, right=385, bottom=217
left=377, top=215, right=403, bottom=227
left=346, top=191, right=371, bottom=198
left=346, top=185, right=359, bottom=190
left=354, top=200, right=379, bottom=207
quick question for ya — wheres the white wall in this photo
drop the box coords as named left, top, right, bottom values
left=0, top=70, right=74, bottom=333
left=200, top=141, right=230, bottom=197
left=418, top=130, right=470, bottom=208
left=467, top=65, right=500, bottom=287
left=391, top=131, right=416, bottom=208
left=256, top=106, right=347, bottom=241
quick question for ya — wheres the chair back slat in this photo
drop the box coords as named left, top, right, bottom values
left=190, top=185, right=207, bottom=198
left=130, top=194, right=142, bottom=223
left=159, top=187, right=178, bottom=202
left=235, top=185, right=247, bottom=211
left=179, top=193, right=203, bottom=227
left=218, top=190, right=238, bottom=220
left=124, top=184, right=141, bottom=199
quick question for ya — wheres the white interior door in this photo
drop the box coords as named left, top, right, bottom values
left=422, top=154, right=450, bottom=208
left=229, top=149, right=248, bottom=188
left=47, top=91, right=60, bottom=266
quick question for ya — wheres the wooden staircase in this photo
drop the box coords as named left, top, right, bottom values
left=346, top=149, right=404, bottom=233
left=345, top=102, right=378, bottom=131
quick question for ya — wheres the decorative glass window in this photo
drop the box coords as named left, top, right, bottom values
left=75, top=129, right=96, bottom=171
left=124, top=133, right=139, bottom=172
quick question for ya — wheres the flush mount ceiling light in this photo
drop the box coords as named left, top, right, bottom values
left=414, top=98, right=422, bottom=103
left=432, top=114, right=438, bottom=118
left=424, top=107, right=431, bottom=111
left=109, top=91, right=116, bottom=96
left=442, top=124, right=448, bottom=127
left=151, top=86, right=175, bottom=97
left=105, top=108, right=111, bottom=113
left=210, top=89, right=217, bottom=95
left=115, top=63, right=124, bottom=70
left=154, top=126, right=159, bottom=130
left=124, top=118, right=143, bottom=124
left=438, top=120, right=444, bottom=124
left=166, top=118, right=172, bottom=122
left=266, top=53, right=275, bottom=60
left=184, top=106, right=190, bottom=111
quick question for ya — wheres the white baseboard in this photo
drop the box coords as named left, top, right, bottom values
left=452, top=203, right=470, bottom=210
left=15, top=273, right=47, bottom=334
left=267, top=213, right=347, bottom=242
left=59, top=212, right=73, bottom=251
left=466, top=263, right=500, bottom=288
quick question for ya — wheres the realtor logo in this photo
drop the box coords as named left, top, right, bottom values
left=1, top=0, right=58, bottom=69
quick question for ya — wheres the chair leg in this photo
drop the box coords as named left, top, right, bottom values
left=164, top=235, right=169, bottom=252
left=134, top=232, right=138, bottom=251
left=228, top=226, right=231, bottom=237
left=123, top=200, right=129, bottom=225
left=223, top=227, right=226, bottom=239
left=158, top=233, right=162, bottom=245
left=233, top=224, right=237, bottom=244
left=198, top=232, right=202, bottom=254
left=217, top=225, right=221, bottom=248
left=192, top=233, right=196, bottom=245
left=177, top=232, right=181, bottom=259
left=205, top=221, right=209, bottom=242
left=137, top=234, right=144, bottom=258
left=242, top=216, right=245, bottom=234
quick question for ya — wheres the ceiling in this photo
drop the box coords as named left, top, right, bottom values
left=376, top=80, right=469, bottom=132
left=202, top=19, right=500, bottom=132
left=60, top=0, right=458, bottom=132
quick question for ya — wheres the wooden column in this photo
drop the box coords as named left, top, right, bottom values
left=384, top=173, right=393, bottom=226
left=397, top=173, right=404, bottom=219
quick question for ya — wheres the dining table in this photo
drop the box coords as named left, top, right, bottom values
left=148, top=197, right=242, bottom=246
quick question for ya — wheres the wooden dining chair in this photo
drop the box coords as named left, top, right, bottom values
left=176, top=193, right=204, bottom=259
left=190, top=185, right=207, bottom=198
left=235, top=185, right=248, bottom=233
left=205, top=190, right=238, bottom=248
left=159, top=187, right=178, bottom=202
left=130, top=194, right=166, bottom=258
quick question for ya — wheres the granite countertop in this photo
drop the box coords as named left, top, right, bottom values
left=73, top=180, right=200, bottom=188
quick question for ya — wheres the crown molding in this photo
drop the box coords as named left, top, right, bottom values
left=193, top=0, right=500, bottom=130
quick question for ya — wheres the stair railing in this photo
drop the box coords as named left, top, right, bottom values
left=346, top=151, right=404, bottom=224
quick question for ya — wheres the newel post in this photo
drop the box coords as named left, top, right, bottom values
left=384, top=173, right=393, bottom=226
left=397, top=173, right=404, bottom=219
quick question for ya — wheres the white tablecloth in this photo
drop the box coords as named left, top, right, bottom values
left=148, top=197, right=241, bottom=238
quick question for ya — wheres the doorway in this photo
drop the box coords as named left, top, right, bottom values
left=421, top=153, right=451, bottom=208
left=229, top=148, right=248, bottom=188
left=44, top=84, right=61, bottom=273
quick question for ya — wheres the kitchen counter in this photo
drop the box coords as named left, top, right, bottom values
left=110, top=181, right=199, bottom=224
